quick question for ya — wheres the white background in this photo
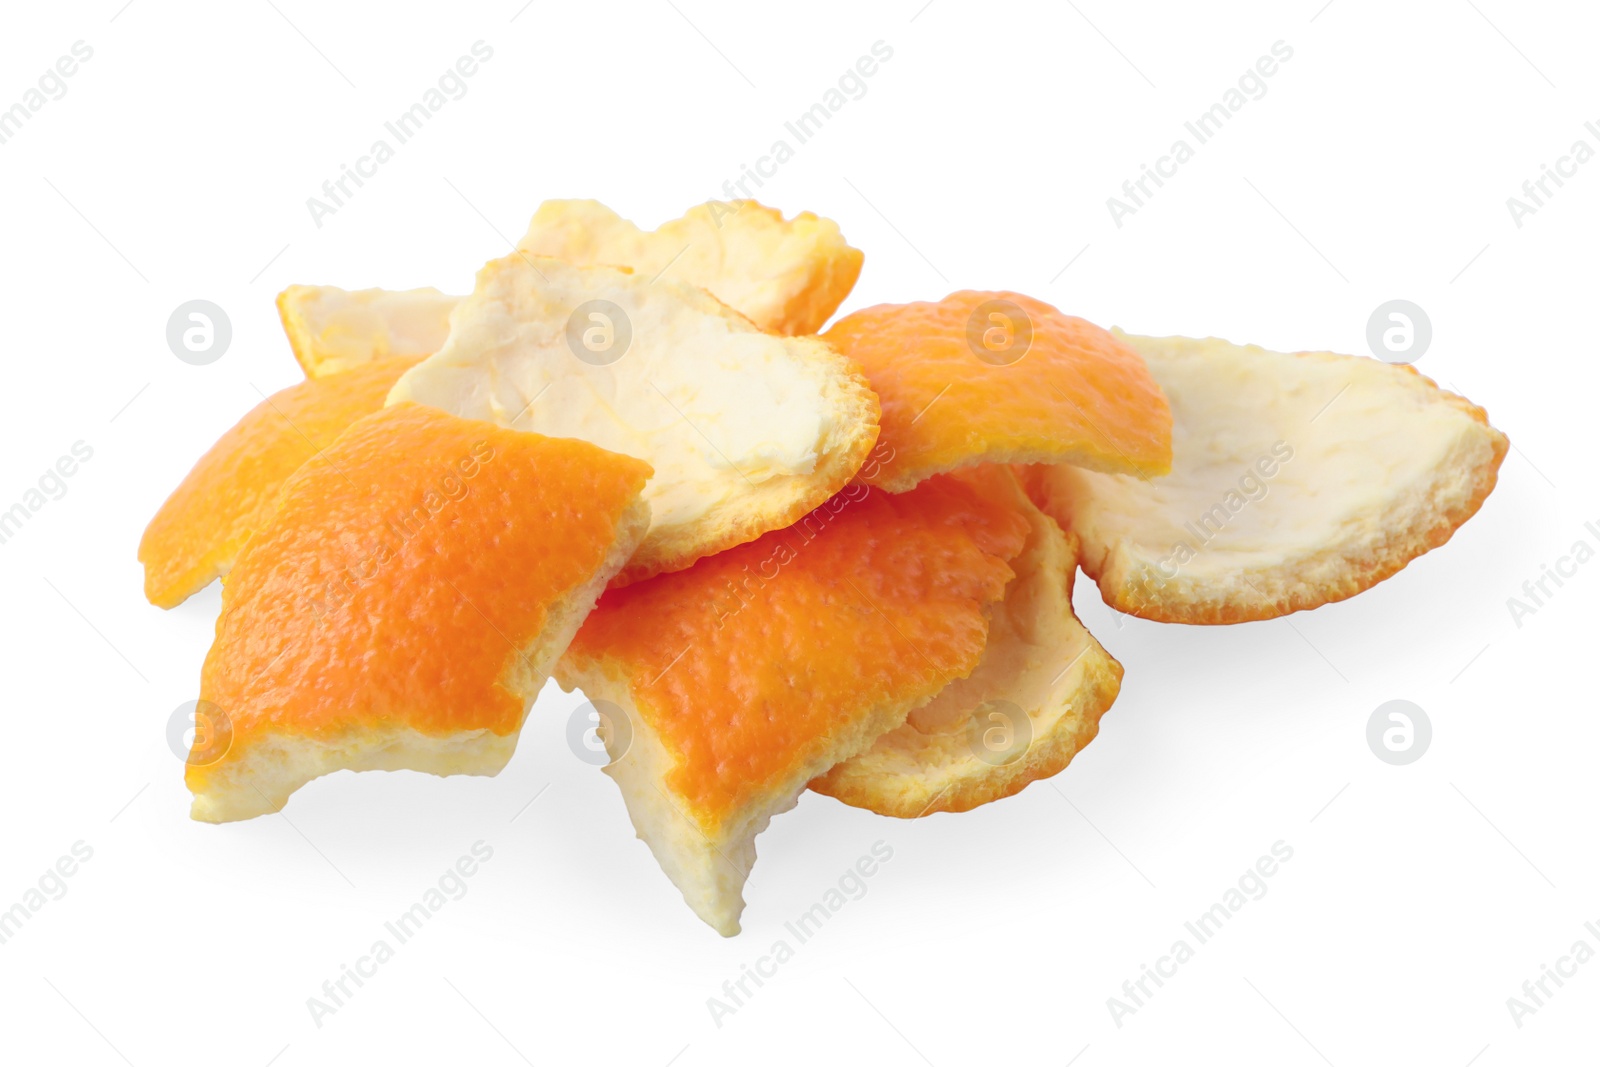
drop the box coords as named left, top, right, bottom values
left=0, top=1, right=1594, bottom=1064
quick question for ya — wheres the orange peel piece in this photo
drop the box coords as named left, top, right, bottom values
left=277, top=285, right=457, bottom=378
left=556, top=476, right=1029, bottom=934
left=277, top=200, right=862, bottom=378
left=187, top=403, right=652, bottom=823
left=389, top=254, right=880, bottom=585
left=823, top=291, right=1173, bottom=492
left=517, top=199, right=863, bottom=336
left=1024, top=333, right=1509, bottom=623
left=139, top=357, right=419, bottom=608
left=812, top=467, right=1122, bottom=816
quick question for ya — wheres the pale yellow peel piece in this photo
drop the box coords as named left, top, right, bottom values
left=518, top=199, right=862, bottom=335
left=278, top=200, right=862, bottom=379
left=388, top=254, right=879, bottom=585
left=278, top=285, right=459, bottom=378
left=1025, top=333, right=1509, bottom=624
left=811, top=468, right=1121, bottom=816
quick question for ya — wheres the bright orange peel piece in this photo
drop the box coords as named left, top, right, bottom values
left=812, top=467, right=1122, bottom=816
left=139, top=357, right=419, bottom=608
left=187, top=403, right=652, bottom=823
left=556, top=475, right=1029, bottom=934
left=1025, top=333, right=1509, bottom=623
left=823, top=291, right=1173, bottom=492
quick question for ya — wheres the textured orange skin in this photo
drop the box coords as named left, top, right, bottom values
left=564, top=476, right=1029, bottom=825
left=188, top=404, right=651, bottom=792
left=824, top=292, right=1173, bottom=492
left=139, top=357, right=420, bottom=608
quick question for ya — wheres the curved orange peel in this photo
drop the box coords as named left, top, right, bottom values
left=389, top=254, right=880, bottom=586
left=823, top=291, right=1172, bottom=493
left=556, top=475, right=1029, bottom=934
left=812, top=467, right=1121, bottom=816
left=139, top=357, right=419, bottom=608
left=1024, top=333, right=1509, bottom=623
left=187, top=403, right=652, bottom=823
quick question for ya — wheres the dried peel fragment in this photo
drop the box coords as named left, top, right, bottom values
left=812, top=467, right=1121, bottom=816
left=1025, top=333, right=1509, bottom=623
left=389, top=254, right=879, bottom=584
left=277, top=286, right=456, bottom=378
left=518, top=199, right=863, bottom=336
left=139, top=357, right=419, bottom=608
left=556, top=475, right=1029, bottom=934
left=277, top=199, right=863, bottom=377
left=187, top=403, right=651, bottom=823
left=823, top=291, right=1172, bottom=492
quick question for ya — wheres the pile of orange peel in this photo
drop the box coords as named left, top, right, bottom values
left=140, top=199, right=1508, bottom=936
